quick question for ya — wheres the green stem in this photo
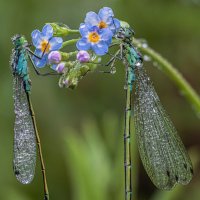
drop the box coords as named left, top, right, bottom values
left=68, top=29, right=79, bottom=34
left=132, top=38, right=200, bottom=118
left=61, top=51, right=78, bottom=60
left=62, top=38, right=80, bottom=48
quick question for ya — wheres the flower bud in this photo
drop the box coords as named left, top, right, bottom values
left=76, top=51, right=90, bottom=63
left=56, top=62, right=65, bottom=73
left=63, top=79, right=69, bottom=86
left=48, top=23, right=71, bottom=37
left=48, top=51, right=61, bottom=64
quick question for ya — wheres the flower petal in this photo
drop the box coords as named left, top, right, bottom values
left=104, top=17, right=113, bottom=26
left=31, top=30, right=43, bottom=48
left=85, top=11, right=100, bottom=27
left=42, top=24, right=53, bottom=40
left=32, top=51, right=48, bottom=68
left=92, top=41, right=108, bottom=56
left=76, top=38, right=91, bottom=51
left=99, top=28, right=113, bottom=44
left=33, top=48, right=43, bottom=58
left=98, top=7, right=114, bottom=22
left=49, top=37, right=63, bottom=51
left=51, top=64, right=57, bottom=71
left=79, top=23, right=89, bottom=38
left=109, top=18, right=121, bottom=34
left=89, top=26, right=99, bottom=32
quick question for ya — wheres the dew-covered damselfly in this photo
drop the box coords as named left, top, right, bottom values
left=10, top=35, right=49, bottom=200
left=111, top=22, right=194, bottom=200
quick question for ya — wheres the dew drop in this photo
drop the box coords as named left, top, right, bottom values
left=152, top=61, right=161, bottom=69
left=142, top=43, right=148, bottom=48
left=110, top=67, right=116, bottom=74
left=153, top=61, right=158, bottom=67
left=139, top=39, right=149, bottom=48
left=143, top=55, right=151, bottom=62
left=135, top=61, right=143, bottom=68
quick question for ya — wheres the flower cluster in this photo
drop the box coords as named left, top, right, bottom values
left=29, top=7, right=121, bottom=88
left=76, top=7, right=120, bottom=56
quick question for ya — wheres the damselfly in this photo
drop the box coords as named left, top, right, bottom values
left=10, top=35, right=49, bottom=200
left=110, top=22, right=193, bottom=200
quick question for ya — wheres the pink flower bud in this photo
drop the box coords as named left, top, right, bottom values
left=48, top=51, right=61, bottom=64
left=56, top=62, right=65, bottom=73
left=63, top=79, right=69, bottom=86
left=76, top=50, right=90, bottom=63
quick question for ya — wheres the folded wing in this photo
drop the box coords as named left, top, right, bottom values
left=133, top=66, right=193, bottom=190
left=13, top=75, right=36, bottom=184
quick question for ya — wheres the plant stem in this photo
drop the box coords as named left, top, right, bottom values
left=132, top=38, right=200, bottom=118
left=68, top=29, right=79, bottom=34
left=62, top=38, right=80, bottom=48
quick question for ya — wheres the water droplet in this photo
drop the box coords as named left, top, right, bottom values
left=142, top=43, right=148, bottom=48
left=138, top=39, right=148, bottom=48
left=97, top=57, right=101, bottom=62
left=110, top=67, right=116, bottom=74
left=143, top=55, right=151, bottom=62
left=152, top=61, right=161, bottom=69
left=153, top=61, right=158, bottom=66
left=135, top=61, right=143, bottom=68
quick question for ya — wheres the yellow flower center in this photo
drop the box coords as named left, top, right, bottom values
left=88, top=32, right=100, bottom=43
left=40, top=40, right=51, bottom=53
left=98, top=21, right=107, bottom=29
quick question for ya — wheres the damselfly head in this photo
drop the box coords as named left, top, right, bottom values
left=116, top=21, right=135, bottom=41
left=11, top=34, right=28, bottom=47
left=125, top=28, right=135, bottom=38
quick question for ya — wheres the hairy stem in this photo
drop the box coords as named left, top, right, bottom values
left=62, top=38, right=80, bottom=48
left=68, top=29, right=80, bottom=34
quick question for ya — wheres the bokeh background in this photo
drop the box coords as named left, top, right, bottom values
left=0, top=0, right=200, bottom=199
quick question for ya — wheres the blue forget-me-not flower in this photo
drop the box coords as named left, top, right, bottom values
left=76, top=24, right=113, bottom=56
left=85, top=7, right=120, bottom=34
left=31, top=24, right=63, bottom=67
left=76, top=7, right=120, bottom=56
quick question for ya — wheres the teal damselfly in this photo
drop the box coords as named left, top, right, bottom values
left=111, top=23, right=194, bottom=200
left=11, top=35, right=49, bottom=200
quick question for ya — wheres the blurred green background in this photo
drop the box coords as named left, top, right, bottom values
left=0, top=0, right=200, bottom=199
